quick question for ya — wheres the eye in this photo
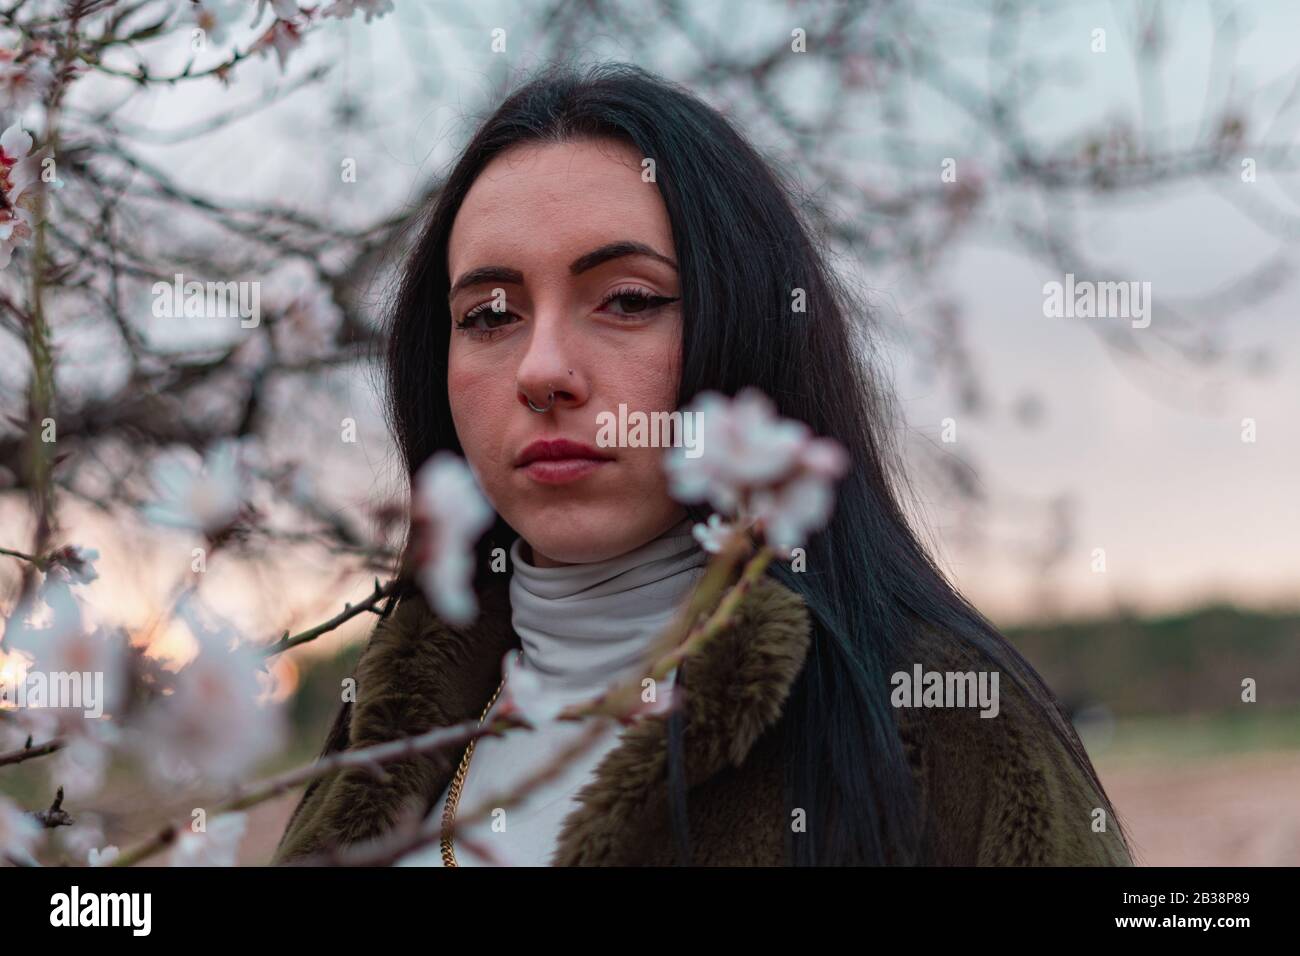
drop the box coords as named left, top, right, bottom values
left=596, top=286, right=681, bottom=319
left=455, top=300, right=519, bottom=340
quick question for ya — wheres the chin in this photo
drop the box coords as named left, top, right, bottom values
left=517, top=518, right=626, bottom=565
left=512, top=505, right=682, bottom=566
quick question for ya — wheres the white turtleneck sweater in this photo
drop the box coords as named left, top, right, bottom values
left=396, top=517, right=707, bottom=867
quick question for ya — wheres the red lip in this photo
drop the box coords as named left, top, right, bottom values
left=515, top=438, right=614, bottom=486
left=515, top=438, right=613, bottom=468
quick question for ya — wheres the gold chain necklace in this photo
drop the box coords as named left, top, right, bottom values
left=440, top=651, right=518, bottom=867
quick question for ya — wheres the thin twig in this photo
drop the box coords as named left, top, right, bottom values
left=261, top=579, right=399, bottom=658
left=0, top=736, right=66, bottom=767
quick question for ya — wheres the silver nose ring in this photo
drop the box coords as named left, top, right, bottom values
left=526, top=385, right=555, bottom=414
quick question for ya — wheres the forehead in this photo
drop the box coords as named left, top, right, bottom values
left=447, top=138, right=674, bottom=275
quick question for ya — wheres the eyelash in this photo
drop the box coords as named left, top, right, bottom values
left=454, top=286, right=679, bottom=341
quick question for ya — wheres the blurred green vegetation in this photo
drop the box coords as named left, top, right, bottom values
left=281, top=641, right=365, bottom=766
left=1005, top=603, right=1300, bottom=718
left=1005, top=603, right=1300, bottom=764
left=1092, top=706, right=1300, bottom=764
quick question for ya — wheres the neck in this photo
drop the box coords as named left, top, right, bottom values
left=507, top=518, right=706, bottom=691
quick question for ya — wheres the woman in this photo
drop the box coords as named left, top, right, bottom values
left=273, top=63, right=1133, bottom=867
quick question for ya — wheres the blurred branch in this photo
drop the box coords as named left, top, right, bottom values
left=0, top=735, right=66, bottom=767
left=261, top=578, right=397, bottom=657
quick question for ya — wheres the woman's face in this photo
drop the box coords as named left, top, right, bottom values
left=446, top=137, right=687, bottom=567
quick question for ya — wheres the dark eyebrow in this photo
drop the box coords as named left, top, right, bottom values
left=568, top=241, right=677, bottom=276
left=446, top=266, right=524, bottom=304
left=447, top=241, right=677, bottom=303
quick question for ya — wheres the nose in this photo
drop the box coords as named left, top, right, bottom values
left=516, top=310, right=586, bottom=413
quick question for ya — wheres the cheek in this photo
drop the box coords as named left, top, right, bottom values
left=617, top=323, right=681, bottom=412
left=608, top=326, right=682, bottom=489
left=447, top=353, right=512, bottom=471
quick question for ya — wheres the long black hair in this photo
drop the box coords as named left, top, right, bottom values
left=381, top=62, right=1129, bottom=865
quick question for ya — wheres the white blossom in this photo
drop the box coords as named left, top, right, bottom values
left=270, top=278, right=342, bottom=362
left=57, top=813, right=107, bottom=862
left=142, top=441, right=248, bottom=535
left=48, top=726, right=118, bottom=798
left=253, top=19, right=303, bottom=73
left=0, top=47, right=53, bottom=111
left=134, top=597, right=283, bottom=786
left=0, top=715, right=24, bottom=751
left=3, top=569, right=82, bottom=652
left=411, top=452, right=495, bottom=625
left=750, top=470, right=839, bottom=555
left=0, top=699, right=57, bottom=748
left=87, top=844, right=120, bottom=867
left=691, top=513, right=736, bottom=554
left=191, top=0, right=245, bottom=46
left=46, top=545, right=100, bottom=585
left=665, top=388, right=849, bottom=555
left=252, top=0, right=300, bottom=24
left=0, top=795, right=41, bottom=859
left=2, top=573, right=128, bottom=727
left=168, top=812, right=247, bottom=867
left=0, top=122, right=52, bottom=269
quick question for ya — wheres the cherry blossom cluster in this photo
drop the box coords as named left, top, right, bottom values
left=0, top=438, right=283, bottom=865
left=0, top=123, right=53, bottom=269
left=410, top=452, right=496, bottom=626
left=142, top=440, right=252, bottom=536
left=234, top=0, right=395, bottom=73
left=663, top=388, right=850, bottom=556
left=0, top=41, right=55, bottom=111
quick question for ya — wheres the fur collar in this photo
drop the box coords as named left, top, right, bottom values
left=284, top=568, right=813, bottom=864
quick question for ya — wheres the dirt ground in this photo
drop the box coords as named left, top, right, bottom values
left=1098, top=750, right=1300, bottom=866
left=240, top=750, right=1300, bottom=866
